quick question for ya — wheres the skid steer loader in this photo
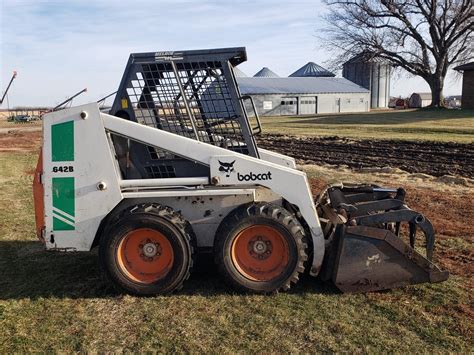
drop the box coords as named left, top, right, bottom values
left=32, top=47, right=448, bottom=295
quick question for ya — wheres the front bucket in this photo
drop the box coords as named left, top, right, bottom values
left=321, top=225, right=449, bottom=293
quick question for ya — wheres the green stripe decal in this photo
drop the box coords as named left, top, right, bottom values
left=52, top=177, right=75, bottom=231
left=53, top=208, right=75, bottom=224
left=52, top=121, right=74, bottom=161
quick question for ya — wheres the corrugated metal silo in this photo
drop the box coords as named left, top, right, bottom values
left=342, top=53, right=391, bottom=109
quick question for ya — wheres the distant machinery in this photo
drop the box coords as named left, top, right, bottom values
left=0, top=71, right=17, bottom=105
left=51, top=88, right=88, bottom=112
left=342, top=53, right=391, bottom=109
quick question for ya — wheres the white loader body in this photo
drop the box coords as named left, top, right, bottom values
left=39, top=103, right=326, bottom=275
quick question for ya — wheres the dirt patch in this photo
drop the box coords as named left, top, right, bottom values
left=258, top=134, right=474, bottom=178
left=404, top=185, right=474, bottom=281
left=0, top=131, right=42, bottom=152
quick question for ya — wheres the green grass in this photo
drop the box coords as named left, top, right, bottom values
left=255, top=108, right=474, bottom=143
left=0, top=152, right=472, bottom=352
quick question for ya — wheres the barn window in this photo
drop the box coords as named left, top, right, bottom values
left=263, top=101, right=272, bottom=110
left=281, top=101, right=285, bottom=105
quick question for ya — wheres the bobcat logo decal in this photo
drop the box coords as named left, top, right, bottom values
left=218, top=160, right=236, bottom=177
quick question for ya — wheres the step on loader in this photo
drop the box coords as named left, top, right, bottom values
left=32, top=47, right=448, bottom=295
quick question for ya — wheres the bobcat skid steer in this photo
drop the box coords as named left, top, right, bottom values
left=32, top=47, right=448, bottom=295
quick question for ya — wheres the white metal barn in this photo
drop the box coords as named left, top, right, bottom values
left=409, top=92, right=432, bottom=108
left=236, top=77, right=370, bottom=116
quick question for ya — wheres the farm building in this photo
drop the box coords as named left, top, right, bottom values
left=236, top=76, right=370, bottom=116
left=342, top=53, right=391, bottom=109
left=454, top=62, right=474, bottom=109
left=409, top=92, right=432, bottom=108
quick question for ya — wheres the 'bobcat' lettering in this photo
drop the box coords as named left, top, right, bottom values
left=237, top=172, right=272, bottom=181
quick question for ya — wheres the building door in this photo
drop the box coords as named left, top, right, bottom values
left=280, top=97, right=297, bottom=115
left=299, top=97, right=317, bottom=114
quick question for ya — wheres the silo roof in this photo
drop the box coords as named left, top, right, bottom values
left=289, top=62, right=335, bottom=77
left=344, top=52, right=390, bottom=65
left=233, top=67, right=248, bottom=77
left=237, top=77, right=369, bottom=94
left=253, top=67, right=280, bottom=77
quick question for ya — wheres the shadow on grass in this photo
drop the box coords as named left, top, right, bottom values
left=0, top=241, right=337, bottom=300
left=287, top=108, right=474, bottom=126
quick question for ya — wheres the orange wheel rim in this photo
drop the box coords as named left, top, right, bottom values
left=117, top=228, right=174, bottom=284
left=231, top=224, right=290, bottom=282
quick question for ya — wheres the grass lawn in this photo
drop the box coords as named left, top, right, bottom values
left=255, top=108, right=474, bottom=143
left=0, top=151, right=472, bottom=352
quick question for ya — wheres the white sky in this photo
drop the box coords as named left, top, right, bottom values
left=0, top=0, right=462, bottom=107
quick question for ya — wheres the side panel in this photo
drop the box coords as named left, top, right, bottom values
left=117, top=193, right=255, bottom=248
left=43, top=103, right=123, bottom=251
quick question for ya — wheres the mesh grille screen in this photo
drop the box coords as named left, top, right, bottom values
left=144, top=165, right=176, bottom=179
left=125, top=61, right=248, bottom=154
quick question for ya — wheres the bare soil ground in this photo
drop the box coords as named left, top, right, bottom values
left=258, top=134, right=474, bottom=178
left=0, top=129, right=41, bottom=152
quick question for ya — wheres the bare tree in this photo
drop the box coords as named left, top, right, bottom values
left=323, top=0, right=473, bottom=107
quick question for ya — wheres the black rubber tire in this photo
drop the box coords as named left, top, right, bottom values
left=99, top=203, right=195, bottom=296
left=214, top=202, right=308, bottom=293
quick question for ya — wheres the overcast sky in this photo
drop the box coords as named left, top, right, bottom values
left=0, top=0, right=462, bottom=107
